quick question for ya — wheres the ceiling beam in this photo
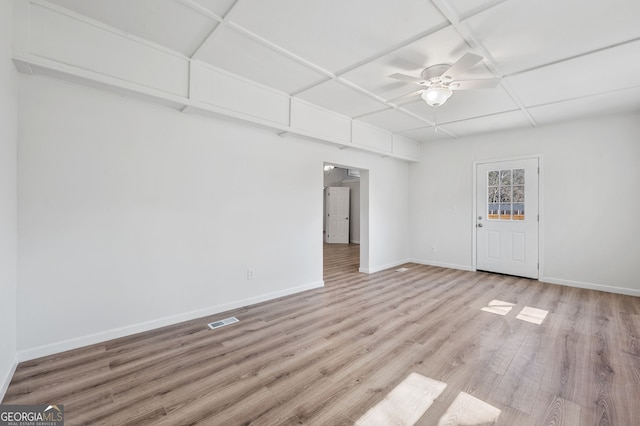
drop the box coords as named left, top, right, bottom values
left=505, top=36, right=640, bottom=78
left=226, top=22, right=336, bottom=80
left=186, top=4, right=451, bottom=114
left=457, top=0, right=509, bottom=22
left=290, top=22, right=450, bottom=96
left=181, top=0, right=459, bottom=138
left=176, top=0, right=224, bottom=22
left=430, top=0, right=537, bottom=128
left=186, top=0, right=241, bottom=60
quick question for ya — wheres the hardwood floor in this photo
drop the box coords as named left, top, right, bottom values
left=4, top=243, right=640, bottom=425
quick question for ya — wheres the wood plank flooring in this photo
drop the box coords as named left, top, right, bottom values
left=4, top=243, right=640, bottom=425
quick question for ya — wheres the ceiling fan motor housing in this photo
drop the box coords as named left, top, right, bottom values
left=420, top=64, right=451, bottom=85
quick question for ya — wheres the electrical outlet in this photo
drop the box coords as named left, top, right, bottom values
left=247, top=268, right=255, bottom=280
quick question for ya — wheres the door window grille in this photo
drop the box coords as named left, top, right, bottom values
left=488, top=168, right=524, bottom=220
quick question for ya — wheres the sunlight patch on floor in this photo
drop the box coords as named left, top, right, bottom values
left=355, top=373, right=446, bottom=426
left=437, top=391, right=501, bottom=425
left=481, top=299, right=515, bottom=316
left=481, top=300, right=549, bottom=325
left=516, top=306, right=549, bottom=324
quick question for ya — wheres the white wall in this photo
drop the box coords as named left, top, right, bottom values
left=0, top=0, right=19, bottom=399
left=17, top=75, right=411, bottom=358
left=369, top=161, right=410, bottom=272
left=410, top=113, right=640, bottom=296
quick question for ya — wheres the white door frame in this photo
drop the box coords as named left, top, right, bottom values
left=322, top=162, right=369, bottom=273
left=472, top=155, right=544, bottom=280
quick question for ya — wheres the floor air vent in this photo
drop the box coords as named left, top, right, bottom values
left=207, top=316, right=239, bottom=330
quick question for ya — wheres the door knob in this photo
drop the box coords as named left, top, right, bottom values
left=477, top=223, right=483, bottom=228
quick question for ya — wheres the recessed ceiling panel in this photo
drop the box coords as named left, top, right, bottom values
left=197, top=26, right=328, bottom=94
left=401, top=86, right=518, bottom=123
left=33, top=0, right=640, bottom=142
left=191, top=0, right=238, bottom=17
left=528, top=87, right=640, bottom=126
left=440, top=110, right=532, bottom=137
left=296, top=80, right=387, bottom=118
left=228, top=0, right=447, bottom=73
left=398, top=126, right=452, bottom=143
left=506, top=40, right=640, bottom=107
left=466, top=0, right=640, bottom=75
left=356, top=108, right=430, bottom=133
left=341, top=26, right=489, bottom=102
left=447, top=0, right=508, bottom=19
left=47, top=0, right=217, bottom=56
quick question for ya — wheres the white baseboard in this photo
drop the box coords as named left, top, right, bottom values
left=409, top=258, right=475, bottom=272
left=0, top=353, right=18, bottom=401
left=541, top=276, right=640, bottom=297
left=18, top=280, right=324, bottom=362
left=360, top=259, right=412, bottom=274
left=409, top=261, right=639, bottom=296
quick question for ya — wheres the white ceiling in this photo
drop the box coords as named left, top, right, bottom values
left=45, top=0, right=640, bottom=143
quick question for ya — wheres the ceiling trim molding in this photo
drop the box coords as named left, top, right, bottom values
left=190, top=0, right=241, bottom=60
left=431, top=0, right=537, bottom=128
left=505, top=36, right=640, bottom=78
left=457, top=0, right=510, bottom=22
left=176, top=0, right=224, bottom=22
left=32, top=0, right=190, bottom=60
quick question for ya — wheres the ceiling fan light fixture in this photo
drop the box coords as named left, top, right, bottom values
left=422, top=86, right=453, bottom=107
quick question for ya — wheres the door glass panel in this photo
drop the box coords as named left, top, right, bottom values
left=488, top=203, right=499, bottom=219
left=500, top=186, right=511, bottom=202
left=513, top=169, right=525, bottom=185
left=488, top=187, right=499, bottom=203
left=513, top=186, right=524, bottom=202
left=500, top=170, right=512, bottom=186
left=488, top=168, right=524, bottom=221
left=513, top=203, right=525, bottom=220
left=488, top=170, right=499, bottom=186
left=499, top=204, right=512, bottom=219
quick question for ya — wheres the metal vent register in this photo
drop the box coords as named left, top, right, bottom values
left=207, top=316, right=239, bottom=330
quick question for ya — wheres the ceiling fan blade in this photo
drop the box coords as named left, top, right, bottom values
left=388, top=73, right=424, bottom=85
left=387, top=89, right=424, bottom=104
left=449, top=78, right=501, bottom=90
left=440, top=52, right=483, bottom=81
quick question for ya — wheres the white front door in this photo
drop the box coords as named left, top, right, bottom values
left=476, top=158, right=539, bottom=279
left=325, top=186, right=350, bottom=244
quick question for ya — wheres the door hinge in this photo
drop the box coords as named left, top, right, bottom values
left=537, top=263, right=539, bottom=269
left=537, top=214, right=539, bottom=222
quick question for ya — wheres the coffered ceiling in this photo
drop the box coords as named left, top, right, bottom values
left=42, top=0, right=640, bottom=142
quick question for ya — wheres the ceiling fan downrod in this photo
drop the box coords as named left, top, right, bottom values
left=433, top=107, right=438, bottom=132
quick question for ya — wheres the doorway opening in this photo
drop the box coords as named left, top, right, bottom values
left=322, top=163, right=369, bottom=280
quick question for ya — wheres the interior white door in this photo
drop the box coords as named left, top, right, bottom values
left=325, top=186, right=350, bottom=244
left=476, top=158, right=539, bottom=279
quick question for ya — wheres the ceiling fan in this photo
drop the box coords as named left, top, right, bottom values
left=388, top=53, right=501, bottom=107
